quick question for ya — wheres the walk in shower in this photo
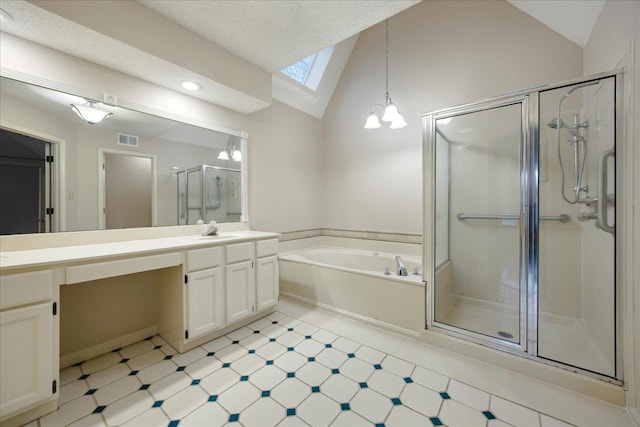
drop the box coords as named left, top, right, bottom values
left=423, top=72, right=621, bottom=381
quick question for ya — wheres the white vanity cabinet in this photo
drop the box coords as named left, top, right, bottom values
left=0, top=270, right=58, bottom=422
left=185, top=247, right=225, bottom=340
left=256, top=239, right=279, bottom=311
left=225, top=242, right=255, bottom=323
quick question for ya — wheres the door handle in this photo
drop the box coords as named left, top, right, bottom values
left=597, top=148, right=615, bottom=235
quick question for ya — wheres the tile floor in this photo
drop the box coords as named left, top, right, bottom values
left=28, top=298, right=630, bottom=427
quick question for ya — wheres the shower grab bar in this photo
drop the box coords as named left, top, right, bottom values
left=456, top=213, right=570, bottom=223
left=597, top=148, right=615, bottom=235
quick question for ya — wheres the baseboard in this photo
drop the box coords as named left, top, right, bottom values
left=60, top=326, right=158, bottom=369
left=280, top=291, right=419, bottom=338
left=629, top=406, right=640, bottom=427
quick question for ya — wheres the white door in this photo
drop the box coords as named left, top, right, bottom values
left=256, top=256, right=279, bottom=311
left=187, top=267, right=224, bottom=340
left=225, top=260, right=254, bottom=323
left=0, top=303, right=54, bottom=418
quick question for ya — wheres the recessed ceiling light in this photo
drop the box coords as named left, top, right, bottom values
left=0, top=8, right=14, bottom=22
left=181, top=81, right=201, bottom=91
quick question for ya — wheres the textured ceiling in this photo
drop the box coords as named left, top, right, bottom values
left=507, top=0, right=605, bottom=47
left=137, top=0, right=420, bottom=73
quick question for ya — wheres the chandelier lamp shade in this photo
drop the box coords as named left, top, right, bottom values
left=70, top=100, right=112, bottom=125
left=364, top=19, right=406, bottom=130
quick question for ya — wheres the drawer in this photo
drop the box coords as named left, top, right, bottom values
left=256, top=239, right=278, bottom=258
left=187, top=246, right=223, bottom=272
left=226, top=242, right=254, bottom=264
left=0, top=270, right=53, bottom=310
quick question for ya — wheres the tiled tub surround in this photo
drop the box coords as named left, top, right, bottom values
left=30, top=298, right=633, bottom=427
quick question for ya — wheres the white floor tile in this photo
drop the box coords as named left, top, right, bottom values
left=185, top=355, right=223, bottom=379
left=276, top=316, right=302, bottom=329
left=85, top=363, right=130, bottom=389
left=226, top=326, right=254, bottom=341
left=80, top=352, right=121, bottom=375
left=60, top=366, right=83, bottom=386
left=490, top=419, right=516, bottom=427
left=39, top=396, right=97, bottom=427
left=59, top=379, right=89, bottom=405
left=199, top=367, right=239, bottom=395
left=120, top=408, right=169, bottom=427
left=295, top=362, right=332, bottom=386
left=293, top=338, right=326, bottom=357
left=119, top=340, right=155, bottom=359
left=67, top=414, right=108, bottom=427
left=367, top=369, right=405, bottom=398
left=256, top=341, right=287, bottom=360
left=297, top=393, right=341, bottom=426
left=241, top=397, right=286, bottom=426
left=261, top=324, right=289, bottom=338
left=266, top=312, right=288, bottom=322
left=332, top=336, right=361, bottom=354
left=180, top=401, right=229, bottom=427
left=439, top=399, right=489, bottom=427
left=201, top=335, right=232, bottom=353
left=248, top=317, right=274, bottom=331
left=277, top=331, right=305, bottom=347
left=291, top=321, right=319, bottom=335
left=274, top=351, right=308, bottom=372
left=247, top=365, right=287, bottom=391
left=217, top=381, right=261, bottom=413
left=331, top=410, right=372, bottom=426
left=102, top=390, right=154, bottom=426
left=315, top=348, right=348, bottom=368
left=278, top=415, right=309, bottom=426
left=137, top=359, right=177, bottom=385
left=339, top=358, right=375, bottom=382
left=170, top=346, right=206, bottom=367
left=355, top=346, right=385, bottom=364
left=381, top=355, right=415, bottom=378
left=320, top=374, right=360, bottom=403
left=448, top=379, right=490, bottom=411
left=386, top=405, right=432, bottom=426
left=213, top=343, right=247, bottom=363
left=399, top=382, right=442, bottom=417
left=161, top=384, right=208, bottom=419
left=350, top=388, right=393, bottom=423
left=271, top=378, right=312, bottom=407
left=540, top=413, right=573, bottom=427
left=312, top=329, right=339, bottom=344
left=231, top=353, right=266, bottom=375
left=127, top=349, right=165, bottom=371
left=148, top=371, right=191, bottom=401
left=411, top=365, right=449, bottom=392
left=94, top=375, right=141, bottom=405
left=491, top=396, right=541, bottom=427
left=240, top=332, right=270, bottom=350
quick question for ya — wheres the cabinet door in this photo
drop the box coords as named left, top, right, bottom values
left=1, top=303, right=54, bottom=417
left=256, top=256, right=279, bottom=311
left=225, top=260, right=255, bottom=323
left=187, top=267, right=224, bottom=340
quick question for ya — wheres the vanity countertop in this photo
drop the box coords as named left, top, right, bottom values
left=0, top=230, right=279, bottom=272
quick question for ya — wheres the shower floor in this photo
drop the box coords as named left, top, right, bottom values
left=436, top=295, right=613, bottom=376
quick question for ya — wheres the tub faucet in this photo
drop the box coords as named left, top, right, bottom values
left=395, top=256, right=408, bottom=276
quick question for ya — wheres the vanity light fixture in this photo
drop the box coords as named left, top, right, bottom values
left=218, top=145, right=241, bottom=162
left=182, top=81, right=201, bottom=91
left=70, top=101, right=112, bottom=125
left=364, top=19, right=406, bottom=130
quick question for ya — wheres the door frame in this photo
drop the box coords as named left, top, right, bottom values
left=97, top=148, right=157, bottom=229
left=0, top=121, right=66, bottom=232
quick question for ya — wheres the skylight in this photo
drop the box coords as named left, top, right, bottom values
left=281, top=45, right=335, bottom=91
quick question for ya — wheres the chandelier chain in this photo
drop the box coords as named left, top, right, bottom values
left=385, top=19, right=389, bottom=103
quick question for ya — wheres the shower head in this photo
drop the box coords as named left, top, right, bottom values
left=547, top=117, right=581, bottom=138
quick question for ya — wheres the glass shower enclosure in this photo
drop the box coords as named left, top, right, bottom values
left=423, top=72, right=621, bottom=381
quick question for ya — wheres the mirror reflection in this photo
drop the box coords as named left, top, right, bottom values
left=0, top=76, right=246, bottom=235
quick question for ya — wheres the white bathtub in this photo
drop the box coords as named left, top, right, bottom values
left=279, top=246, right=425, bottom=335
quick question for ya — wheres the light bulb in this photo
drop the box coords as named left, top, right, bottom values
left=232, top=149, right=242, bottom=161
left=364, top=113, right=381, bottom=129
left=389, top=114, right=407, bottom=129
left=70, top=102, right=112, bottom=124
left=218, top=150, right=230, bottom=160
left=381, top=103, right=400, bottom=122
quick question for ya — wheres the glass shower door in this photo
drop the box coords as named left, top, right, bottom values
left=433, top=100, right=525, bottom=346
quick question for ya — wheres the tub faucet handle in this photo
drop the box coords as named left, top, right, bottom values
left=384, top=266, right=391, bottom=275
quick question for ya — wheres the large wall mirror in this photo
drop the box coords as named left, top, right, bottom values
left=0, top=76, right=248, bottom=235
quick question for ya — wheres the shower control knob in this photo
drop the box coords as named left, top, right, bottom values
left=577, top=212, right=598, bottom=222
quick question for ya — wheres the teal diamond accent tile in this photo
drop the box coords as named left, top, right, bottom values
left=176, top=366, right=186, bottom=372
left=305, top=335, right=312, bottom=339
left=254, top=330, right=260, bottom=334
left=325, top=343, right=332, bottom=348
left=112, top=348, right=122, bottom=352
left=229, top=413, right=240, bottom=422
left=341, top=403, right=351, bottom=410
left=483, top=411, right=496, bottom=420
left=139, top=384, right=150, bottom=390
left=270, top=338, right=276, bottom=342
left=240, top=375, right=249, bottom=382
left=359, top=382, right=368, bottom=389
left=272, top=320, right=278, bottom=324
left=168, top=421, right=179, bottom=427
left=266, top=360, right=274, bottom=365
left=223, top=363, right=231, bottom=368
left=287, top=372, right=295, bottom=378
left=208, top=395, right=218, bottom=402
left=439, top=392, right=450, bottom=399
left=164, top=355, right=173, bottom=360
left=248, top=349, right=256, bottom=354
left=287, top=328, right=294, bottom=331
left=79, top=374, right=90, bottom=380
left=262, top=390, right=271, bottom=397
left=308, top=357, right=316, bottom=362
left=129, top=370, right=139, bottom=375
left=391, top=397, right=402, bottom=405
left=311, top=386, right=320, bottom=393
left=332, top=368, right=340, bottom=374
left=153, top=345, right=162, bottom=350
left=120, top=359, right=129, bottom=363
left=93, top=406, right=106, bottom=414
left=207, top=352, right=215, bottom=357
left=85, top=389, right=97, bottom=395
left=404, top=377, right=413, bottom=383
left=152, top=400, right=163, bottom=408
left=286, top=408, right=296, bottom=416
left=191, top=379, right=200, bottom=385
left=73, top=361, right=85, bottom=367
left=287, top=347, right=294, bottom=352
left=144, top=336, right=153, bottom=340
left=373, top=364, right=382, bottom=370
left=232, top=340, right=239, bottom=344
left=375, top=424, right=385, bottom=427
left=348, top=353, right=355, bottom=358
left=430, top=417, right=443, bottom=426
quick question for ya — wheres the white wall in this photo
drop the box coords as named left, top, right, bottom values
left=322, top=0, right=582, bottom=235
left=583, top=0, right=640, bottom=418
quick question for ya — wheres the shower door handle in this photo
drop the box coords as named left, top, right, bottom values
left=597, top=148, right=615, bottom=235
